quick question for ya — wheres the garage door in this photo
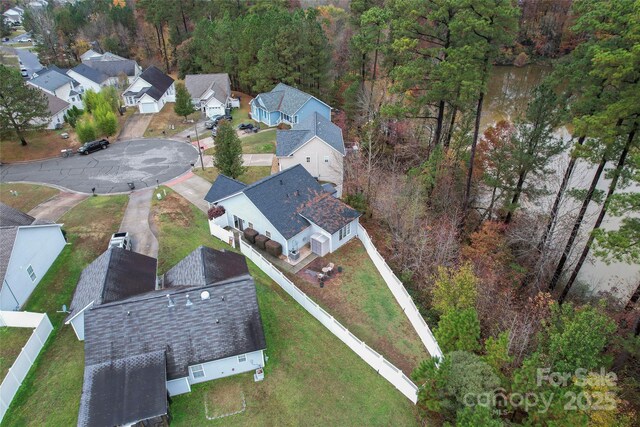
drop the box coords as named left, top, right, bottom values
left=140, top=103, right=157, bottom=113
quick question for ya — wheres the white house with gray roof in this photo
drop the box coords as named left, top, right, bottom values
left=0, top=203, right=65, bottom=311
left=3, top=6, right=24, bottom=24
left=72, top=246, right=266, bottom=426
left=123, top=66, right=175, bottom=113
left=27, top=68, right=83, bottom=108
left=276, top=112, right=345, bottom=196
left=205, top=165, right=360, bottom=258
left=184, top=73, right=238, bottom=118
left=250, top=82, right=331, bottom=127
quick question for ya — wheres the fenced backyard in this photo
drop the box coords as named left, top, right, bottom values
left=0, top=312, right=53, bottom=423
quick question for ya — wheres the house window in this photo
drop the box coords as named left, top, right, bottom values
left=339, top=223, right=351, bottom=240
left=266, top=231, right=271, bottom=238
left=306, top=157, right=311, bottom=163
left=293, top=115, right=298, bottom=124
left=27, top=265, right=36, bottom=282
left=248, top=222, right=254, bottom=229
left=190, top=364, right=205, bottom=379
left=324, top=156, right=329, bottom=163
left=238, top=354, right=247, bottom=363
left=127, top=96, right=134, bottom=105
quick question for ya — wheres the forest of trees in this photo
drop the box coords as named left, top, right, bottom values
left=15, top=0, right=639, bottom=425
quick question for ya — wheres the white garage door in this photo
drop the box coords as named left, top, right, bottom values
left=140, top=102, right=157, bottom=113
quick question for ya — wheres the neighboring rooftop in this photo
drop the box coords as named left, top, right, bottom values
left=42, top=91, right=70, bottom=116
left=84, top=276, right=266, bottom=379
left=0, top=227, right=19, bottom=290
left=164, top=246, right=249, bottom=288
left=27, top=68, right=74, bottom=92
left=66, top=248, right=158, bottom=321
left=207, top=165, right=359, bottom=239
left=204, top=175, right=246, bottom=203
left=276, top=112, right=345, bottom=157
left=83, top=59, right=138, bottom=78
left=0, top=203, right=35, bottom=227
left=184, top=73, right=231, bottom=104
left=253, top=82, right=327, bottom=116
left=78, top=351, right=168, bottom=427
left=69, top=63, right=108, bottom=84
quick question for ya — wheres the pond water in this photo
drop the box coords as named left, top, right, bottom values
left=480, top=65, right=638, bottom=303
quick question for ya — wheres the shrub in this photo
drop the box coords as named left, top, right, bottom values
left=207, top=205, right=225, bottom=220
left=76, top=116, right=97, bottom=143
left=243, top=228, right=258, bottom=243
left=255, top=234, right=269, bottom=250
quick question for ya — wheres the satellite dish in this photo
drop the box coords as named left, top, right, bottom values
left=200, top=291, right=210, bottom=300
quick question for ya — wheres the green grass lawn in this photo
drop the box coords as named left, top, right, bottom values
left=2, top=195, right=129, bottom=427
left=0, top=327, right=33, bottom=380
left=239, top=129, right=276, bottom=154
left=229, top=91, right=258, bottom=128
left=193, top=166, right=271, bottom=185
left=0, top=183, right=59, bottom=212
left=288, top=240, right=430, bottom=376
left=151, top=189, right=419, bottom=426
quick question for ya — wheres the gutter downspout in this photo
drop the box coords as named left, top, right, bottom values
left=3, top=278, right=20, bottom=310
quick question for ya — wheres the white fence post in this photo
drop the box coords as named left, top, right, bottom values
left=0, top=312, right=53, bottom=423
left=239, top=241, right=419, bottom=403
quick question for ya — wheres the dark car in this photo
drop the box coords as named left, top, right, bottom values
left=211, top=114, right=232, bottom=127
left=77, top=139, right=109, bottom=155
left=238, top=123, right=254, bottom=130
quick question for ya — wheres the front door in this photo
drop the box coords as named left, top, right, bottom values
left=233, top=215, right=244, bottom=231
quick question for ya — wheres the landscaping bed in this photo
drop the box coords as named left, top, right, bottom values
left=151, top=190, right=419, bottom=426
left=0, top=327, right=33, bottom=380
left=2, top=195, right=129, bottom=426
left=289, top=239, right=430, bottom=376
left=143, top=103, right=201, bottom=138
left=0, top=183, right=59, bottom=212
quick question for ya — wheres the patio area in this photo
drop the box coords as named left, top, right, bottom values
left=239, top=235, right=318, bottom=274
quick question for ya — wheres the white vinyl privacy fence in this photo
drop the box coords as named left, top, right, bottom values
left=209, top=220, right=236, bottom=248
left=357, top=224, right=444, bottom=361
left=0, top=311, right=53, bottom=423
left=239, top=240, right=419, bottom=403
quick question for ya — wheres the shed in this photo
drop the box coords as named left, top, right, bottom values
left=310, top=233, right=330, bottom=256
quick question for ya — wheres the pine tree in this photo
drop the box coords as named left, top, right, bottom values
left=174, top=82, right=194, bottom=121
left=213, top=121, right=245, bottom=179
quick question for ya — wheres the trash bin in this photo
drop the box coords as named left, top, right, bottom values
left=127, top=182, right=135, bottom=190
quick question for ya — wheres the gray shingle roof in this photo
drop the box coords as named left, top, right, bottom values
left=66, top=248, right=157, bottom=321
left=138, top=66, right=174, bottom=96
left=84, top=276, right=266, bottom=379
left=42, top=91, right=70, bottom=116
left=0, top=227, right=19, bottom=291
left=204, top=175, right=246, bottom=203
left=300, top=193, right=361, bottom=234
left=276, top=112, right=345, bottom=156
left=78, top=351, right=167, bottom=427
left=83, top=59, right=138, bottom=78
left=70, top=63, right=109, bottom=84
left=184, top=73, right=231, bottom=104
left=253, top=83, right=324, bottom=116
left=28, top=69, right=73, bottom=92
left=0, top=203, right=35, bottom=227
left=164, top=246, right=249, bottom=288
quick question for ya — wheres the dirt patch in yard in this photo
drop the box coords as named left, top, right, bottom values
left=151, top=191, right=192, bottom=229
left=0, top=128, right=80, bottom=163
left=204, top=382, right=245, bottom=419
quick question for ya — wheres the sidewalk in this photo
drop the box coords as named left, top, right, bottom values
left=166, top=172, right=210, bottom=213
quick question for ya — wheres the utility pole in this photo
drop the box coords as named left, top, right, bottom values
left=194, top=122, right=204, bottom=171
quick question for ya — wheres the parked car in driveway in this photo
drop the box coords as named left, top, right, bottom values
left=204, top=120, right=215, bottom=129
left=77, top=139, right=109, bottom=155
left=210, top=114, right=232, bottom=127
left=109, top=232, right=132, bottom=250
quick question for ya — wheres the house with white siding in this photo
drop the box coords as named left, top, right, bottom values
left=0, top=203, right=66, bottom=311
left=27, top=68, right=83, bottom=108
left=250, top=83, right=331, bottom=127
left=41, top=91, right=70, bottom=130
left=122, top=66, right=175, bottom=113
left=276, top=112, right=345, bottom=196
left=205, top=165, right=360, bottom=259
left=2, top=6, right=24, bottom=25
left=184, top=73, right=238, bottom=118
left=70, top=246, right=266, bottom=427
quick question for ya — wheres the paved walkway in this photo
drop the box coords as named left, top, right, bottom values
left=242, top=154, right=274, bottom=167
left=27, top=191, right=88, bottom=222
left=166, top=172, right=210, bottom=213
left=119, top=188, right=159, bottom=258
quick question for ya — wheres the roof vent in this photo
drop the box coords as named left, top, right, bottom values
left=215, top=319, right=220, bottom=324
left=185, top=294, right=193, bottom=307
left=166, top=294, right=175, bottom=308
left=279, top=179, right=283, bottom=185
left=200, top=291, right=210, bottom=300
left=221, top=296, right=225, bottom=301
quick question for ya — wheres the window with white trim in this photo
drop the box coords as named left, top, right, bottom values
left=324, top=156, right=329, bottom=163
left=248, top=222, right=254, bottom=229
left=238, top=354, right=247, bottom=363
left=27, top=265, right=36, bottom=282
left=266, top=231, right=271, bottom=238
left=306, top=157, right=311, bottom=163
left=339, top=223, right=351, bottom=240
left=190, top=364, right=205, bottom=379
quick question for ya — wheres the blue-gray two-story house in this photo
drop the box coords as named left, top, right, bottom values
left=250, top=83, right=331, bottom=127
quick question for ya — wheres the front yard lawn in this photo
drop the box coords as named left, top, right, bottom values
left=239, top=129, right=276, bottom=154
left=0, top=327, right=33, bottom=380
left=0, top=128, right=80, bottom=163
left=288, top=239, right=431, bottom=376
left=193, top=166, right=271, bottom=185
left=229, top=91, right=258, bottom=128
left=2, top=195, right=129, bottom=427
left=0, top=183, right=59, bottom=212
left=151, top=189, right=419, bottom=426
left=144, top=103, right=201, bottom=138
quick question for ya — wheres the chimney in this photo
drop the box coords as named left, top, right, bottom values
left=185, top=294, right=193, bottom=307
left=166, top=294, right=175, bottom=308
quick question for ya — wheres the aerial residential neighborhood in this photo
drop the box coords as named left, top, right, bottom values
left=0, top=1, right=638, bottom=427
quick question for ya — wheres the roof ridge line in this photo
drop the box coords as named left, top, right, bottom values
left=242, top=164, right=305, bottom=191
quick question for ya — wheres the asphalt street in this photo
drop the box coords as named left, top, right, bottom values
left=0, top=139, right=198, bottom=194
left=16, top=48, right=42, bottom=78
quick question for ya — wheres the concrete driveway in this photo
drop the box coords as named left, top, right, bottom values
left=118, top=189, right=158, bottom=257
left=0, top=139, right=198, bottom=194
left=167, top=172, right=210, bottom=213
left=118, top=114, right=154, bottom=140
left=27, top=192, right=88, bottom=222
